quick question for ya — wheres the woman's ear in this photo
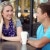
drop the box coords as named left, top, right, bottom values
left=2, top=13, right=3, bottom=16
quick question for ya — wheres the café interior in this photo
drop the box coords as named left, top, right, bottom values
left=1, top=0, right=49, bottom=37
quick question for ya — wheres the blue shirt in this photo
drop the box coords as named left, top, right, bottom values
left=2, top=19, right=22, bottom=37
left=37, top=24, right=50, bottom=50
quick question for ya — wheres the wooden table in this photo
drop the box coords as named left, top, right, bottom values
left=1, top=41, right=36, bottom=50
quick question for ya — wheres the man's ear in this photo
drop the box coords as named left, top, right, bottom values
left=43, top=12, right=48, bottom=18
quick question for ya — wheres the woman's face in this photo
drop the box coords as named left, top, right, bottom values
left=2, top=5, right=13, bottom=21
left=36, top=7, right=45, bottom=23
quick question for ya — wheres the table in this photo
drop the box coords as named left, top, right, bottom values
left=1, top=42, right=36, bottom=50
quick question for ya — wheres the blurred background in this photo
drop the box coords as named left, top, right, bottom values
left=0, top=0, right=49, bottom=37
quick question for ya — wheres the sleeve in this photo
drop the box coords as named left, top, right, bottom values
left=16, top=19, right=22, bottom=27
left=43, top=27, right=50, bottom=39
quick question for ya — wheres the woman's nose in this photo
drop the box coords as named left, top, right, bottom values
left=9, top=11, right=13, bottom=15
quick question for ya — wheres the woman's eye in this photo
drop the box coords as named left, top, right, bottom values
left=6, top=10, right=9, bottom=12
left=11, top=10, right=13, bottom=11
left=6, top=10, right=13, bottom=12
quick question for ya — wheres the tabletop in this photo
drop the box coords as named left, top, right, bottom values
left=0, top=41, right=36, bottom=50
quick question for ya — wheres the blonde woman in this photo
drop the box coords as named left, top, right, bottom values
left=0, top=1, right=22, bottom=41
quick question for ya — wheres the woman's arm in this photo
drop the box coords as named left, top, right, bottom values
left=2, top=26, right=22, bottom=41
left=0, top=18, right=3, bottom=38
left=0, top=26, right=2, bottom=38
left=28, top=37, right=50, bottom=48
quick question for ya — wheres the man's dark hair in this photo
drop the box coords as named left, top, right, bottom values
left=38, top=3, right=50, bottom=17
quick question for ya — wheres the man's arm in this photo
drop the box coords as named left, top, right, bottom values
left=28, top=37, right=50, bottom=48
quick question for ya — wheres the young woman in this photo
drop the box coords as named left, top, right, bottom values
left=28, top=3, right=50, bottom=50
left=0, top=1, right=22, bottom=41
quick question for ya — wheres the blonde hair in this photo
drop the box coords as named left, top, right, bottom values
left=0, top=1, right=17, bottom=26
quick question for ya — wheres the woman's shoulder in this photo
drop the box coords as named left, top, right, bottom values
left=16, top=19, right=22, bottom=27
left=16, top=19, right=21, bottom=24
left=16, top=19, right=20, bottom=22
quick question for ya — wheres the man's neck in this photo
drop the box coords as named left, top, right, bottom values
left=42, top=19, right=50, bottom=29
